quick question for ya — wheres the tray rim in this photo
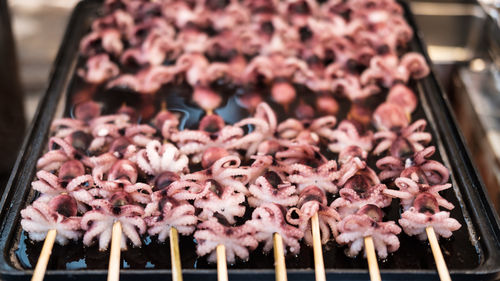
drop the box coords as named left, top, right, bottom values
left=0, top=0, right=499, bottom=280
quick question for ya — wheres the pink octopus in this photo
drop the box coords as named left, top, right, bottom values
left=383, top=175, right=454, bottom=211
left=376, top=146, right=450, bottom=184
left=81, top=192, right=146, bottom=250
left=194, top=219, right=258, bottom=263
left=287, top=186, right=340, bottom=245
left=248, top=172, right=298, bottom=207
left=277, top=115, right=337, bottom=145
left=32, top=160, right=94, bottom=212
left=135, top=140, right=189, bottom=175
left=172, top=114, right=243, bottom=164
left=399, top=193, right=461, bottom=240
left=92, top=159, right=153, bottom=204
left=230, top=102, right=278, bottom=157
left=36, top=133, right=93, bottom=171
left=360, top=53, right=430, bottom=87
left=373, top=119, right=432, bottom=157
left=327, top=120, right=374, bottom=153
left=247, top=203, right=304, bottom=254
left=21, top=195, right=81, bottom=245
left=145, top=197, right=198, bottom=242
left=331, top=174, right=391, bottom=218
left=336, top=204, right=401, bottom=259
left=286, top=160, right=339, bottom=193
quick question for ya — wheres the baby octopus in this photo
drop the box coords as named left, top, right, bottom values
left=248, top=172, right=299, bottom=207
left=135, top=140, right=189, bottom=175
left=247, top=203, right=304, bottom=254
left=145, top=197, right=198, bottom=242
left=383, top=175, right=454, bottom=211
left=32, top=160, right=94, bottom=212
left=172, top=114, right=243, bottom=164
left=373, top=119, right=432, bottom=157
left=399, top=193, right=461, bottom=240
left=376, top=145, right=450, bottom=184
left=230, top=102, right=278, bottom=158
left=336, top=204, right=401, bottom=259
left=287, top=186, right=340, bottom=245
left=277, top=115, right=338, bottom=145
left=194, top=219, right=258, bottom=263
left=81, top=192, right=146, bottom=250
left=331, top=173, right=391, bottom=218
left=286, top=160, right=339, bottom=193
left=327, top=120, right=374, bottom=153
left=21, top=195, right=82, bottom=245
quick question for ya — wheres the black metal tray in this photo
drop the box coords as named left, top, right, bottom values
left=0, top=0, right=500, bottom=280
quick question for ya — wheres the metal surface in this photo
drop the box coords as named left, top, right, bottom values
left=0, top=1, right=499, bottom=280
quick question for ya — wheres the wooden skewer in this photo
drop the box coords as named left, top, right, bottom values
left=364, top=236, right=381, bottom=281
left=31, top=229, right=57, bottom=281
left=108, top=221, right=122, bottom=281
left=273, top=233, right=287, bottom=281
left=170, top=227, right=183, bottom=281
left=311, top=213, right=326, bottom=281
left=426, top=226, right=451, bottom=281
left=216, top=244, right=228, bottom=281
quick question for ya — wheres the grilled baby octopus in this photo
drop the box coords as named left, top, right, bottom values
left=21, top=195, right=82, bottom=245
left=336, top=204, right=401, bottom=259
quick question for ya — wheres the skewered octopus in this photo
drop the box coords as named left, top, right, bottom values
left=194, top=219, right=258, bottom=263
left=172, top=114, right=243, bottom=164
left=373, top=119, right=432, bottom=157
left=383, top=175, right=454, bottom=211
left=248, top=172, right=298, bottom=207
left=135, top=140, right=189, bottom=175
left=277, top=115, right=337, bottom=145
left=286, top=160, right=339, bottom=193
left=81, top=192, right=146, bottom=250
left=32, top=160, right=94, bottom=212
left=399, top=193, right=461, bottom=240
left=336, top=204, right=401, bottom=259
left=21, top=195, right=81, bottom=245
left=332, top=174, right=391, bottom=218
left=376, top=145, right=450, bottom=184
left=247, top=203, right=304, bottom=254
left=287, top=186, right=340, bottom=245
left=145, top=197, right=198, bottom=242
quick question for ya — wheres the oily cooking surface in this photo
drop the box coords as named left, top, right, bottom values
left=13, top=0, right=480, bottom=271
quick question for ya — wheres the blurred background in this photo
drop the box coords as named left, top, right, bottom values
left=2, top=0, right=500, bottom=214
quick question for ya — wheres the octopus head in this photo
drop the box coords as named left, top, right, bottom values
left=294, top=102, right=315, bottom=121
left=109, top=137, right=132, bottom=159
left=58, top=160, right=85, bottom=187
left=298, top=185, right=326, bottom=207
left=153, top=171, right=180, bottom=192
left=373, top=102, right=409, bottom=131
left=348, top=103, right=372, bottom=127
left=358, top=204, right=384, bottom=222
left=67, top=131, right=93, bottom=155
left=400, top=166, right=429, bottom=185
left=110, top=191, right=133, bottom=215
left=199, top=114, right=225, bottom=136
left=338, top=145, right=367, bottom=165
left=344, top=174, right=370, bottom=198
left=202, top=147, right=230, bottom=169
left=49, top=194, right=78, bottom=218
left=413, top=193, right=439, bottom=215
left=73, top=101, right=101, bottom=122
left=108, top=159, right=138, bottom=184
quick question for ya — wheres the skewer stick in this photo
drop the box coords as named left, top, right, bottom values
left=364, top=236, right=381, bottom=281
left=170, top=227, right=183, bottom=281
left=31, top=229, right=57, bottom=281
left=108, top=221, right=122, bottom=281
left=273, top=233, right=287, bottom=281
left=426, top=226, right=451, bottom=281
left=311, top=213, right=326, bottom=281
left=216, top=244, right=228, bottom=281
